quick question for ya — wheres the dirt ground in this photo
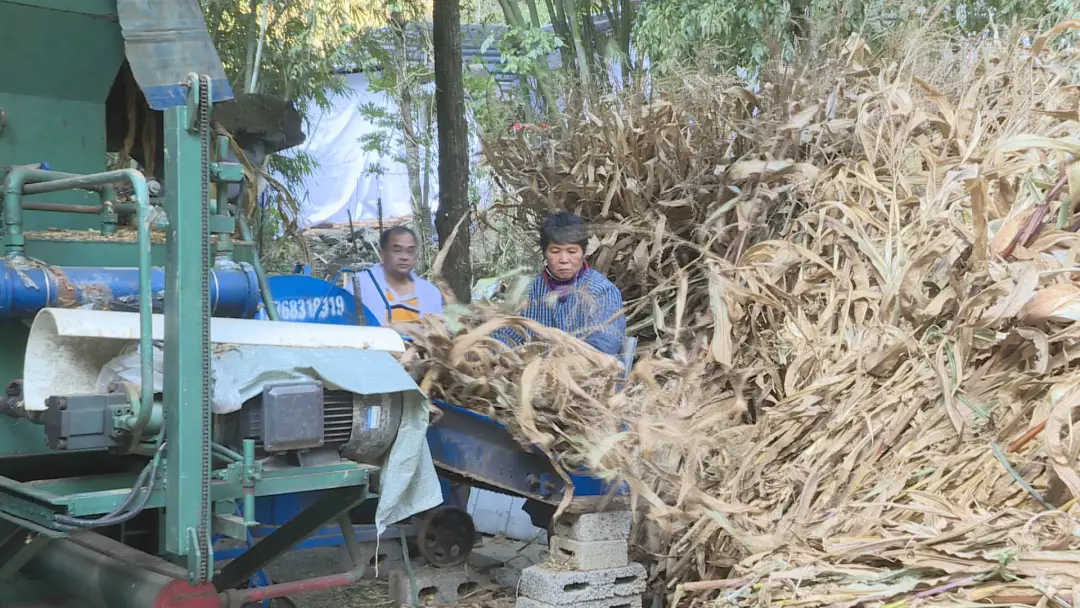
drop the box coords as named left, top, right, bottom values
left=264, top=547, right=389, bottom=608
left=257, top=537, right=546, bottom=608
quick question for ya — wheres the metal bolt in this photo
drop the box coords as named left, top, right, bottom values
left=56, top=439, right=67, bottom=450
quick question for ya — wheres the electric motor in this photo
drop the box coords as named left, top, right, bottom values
left=217, top=381, right=402, bottom=465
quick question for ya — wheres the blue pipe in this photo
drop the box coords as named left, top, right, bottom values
left=0, top=262, right=261, bottom=320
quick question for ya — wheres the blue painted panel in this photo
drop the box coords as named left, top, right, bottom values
left=256, top=274, right=358, bottom=325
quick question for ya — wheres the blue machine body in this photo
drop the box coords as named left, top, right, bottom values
left=253, top=274, right=360, bottom=325
left=0, top=260, right=261, bottom=319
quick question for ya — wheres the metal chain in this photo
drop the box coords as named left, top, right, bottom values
left=196, top=74, right=212, bottom=584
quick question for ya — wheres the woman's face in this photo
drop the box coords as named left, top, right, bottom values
left=544, top=242, right=584, bottom=281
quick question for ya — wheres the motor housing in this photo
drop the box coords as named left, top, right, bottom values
left=218, top=381, right=403, bottom=465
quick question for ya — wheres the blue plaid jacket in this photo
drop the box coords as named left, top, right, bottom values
left=499, top=268, right=626, bottom=355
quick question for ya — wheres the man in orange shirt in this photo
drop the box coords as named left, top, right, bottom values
left=348, top=226, right=444, bottom=326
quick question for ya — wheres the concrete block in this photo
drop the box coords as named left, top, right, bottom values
left=516, top=595, right=643, bottom=608
left=519, top=562, right=646, bottom=604
left=553, top=511, right=633, bottom=542
left=548, top=536, right=628, bottom=571
left=341, top=540, right=412, bottom=579
left=389, top=566, right=488, bottom=606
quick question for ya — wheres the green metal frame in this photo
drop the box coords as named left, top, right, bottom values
left=0, top=1, right=392, bottom=600
left=0, top=462, right=376, bottom=524
left=161, top=86, right=209, bottom=567
left=0, top=74, right=382, bottom=597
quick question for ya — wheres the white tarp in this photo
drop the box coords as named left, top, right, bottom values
left=283, top=73, right=423, bottom=227
left=97, top=343, right=442, bottom=533
left=281, top=72, right=497, bottom=228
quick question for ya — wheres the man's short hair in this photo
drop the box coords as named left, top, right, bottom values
left=380, top=225, right=418, bottom=249
left=540, top=211, right=589, bottom=251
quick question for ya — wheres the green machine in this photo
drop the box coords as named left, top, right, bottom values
left=0, top=1, right=439, bottom=606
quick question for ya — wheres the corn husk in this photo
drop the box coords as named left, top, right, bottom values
left=407, top=22, right=1080, bottom=608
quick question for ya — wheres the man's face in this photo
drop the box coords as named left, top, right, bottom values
left=383, top=232, right=417, bottom=277
left=544, top=242, right=584, bottom=281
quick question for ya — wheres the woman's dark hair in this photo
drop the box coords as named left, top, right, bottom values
left=380, top=225, right=418, bottom=249
left=540, top=211, right=589, bottom=251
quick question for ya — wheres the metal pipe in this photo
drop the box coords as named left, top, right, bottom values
left=20, top=201, right=102, bottom=214
left=98, top=186, right=118, bottom=235
left=9, top=169, right=152, bottom=422
left=219, top=567, right=364, bottom=607
left=21, top=533, right=222, bottom=608
left=241, top=439, right=256, bottom=527
left=0, top=263, right=261, bottom=319
left=2, top=166, right=31, bottom=256
left=14, top=200, right=139, bottom=216
left=214, top=137, right=235, bottom=261
left=237, top=211, right=280, bottom=321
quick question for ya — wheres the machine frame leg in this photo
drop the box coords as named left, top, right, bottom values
left=163, top=96, right=211, bottom=562
left=215, top=483, right=370, bottom=591
left=337, top=514, right=362, bottom=569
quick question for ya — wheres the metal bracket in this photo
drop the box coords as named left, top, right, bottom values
left=210, top=162, right=244, bottom=183
left=185, top=73, right=212, bottom=133
left=186, top=526, right=212, bottom=584
left=212, top=513, right=248, bottom=542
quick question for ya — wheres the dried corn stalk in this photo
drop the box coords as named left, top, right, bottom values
left=406, top=21, right=1080, bottom=608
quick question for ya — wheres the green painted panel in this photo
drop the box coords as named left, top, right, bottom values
left=0, top=323, right=44, bottom=457
left=0, top=0, right=124, bottom=231
left=0, top=93, right=109, bottom=229
left=0, top=2, right=124, bottom=101
left=4, top=0, right=115, bottom=15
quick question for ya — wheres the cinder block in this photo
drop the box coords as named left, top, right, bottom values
left=553, top=511, right=633, bottom=542
left=548, top=536, right=628, bottom=571
left=516, top=594, right=643, bottom=608
left=519, top=562, right=646, bottom=604
left=389, top=566, right=488, bottom=606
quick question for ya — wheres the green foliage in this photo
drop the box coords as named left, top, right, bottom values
left=634, top=0, right=785, bottom=72
left=496, top=26, right=565, bottom=75
left=267, top=152, right=317, bottom=191
left=633, top=0, right=1079, bottom=75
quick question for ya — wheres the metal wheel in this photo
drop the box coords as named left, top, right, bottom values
left=415, top=505, right=475, bottom=568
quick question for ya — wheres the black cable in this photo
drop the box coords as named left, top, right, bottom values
left=52, top=459, right=152, bottom=528
left=54, top=455, right=159, bottom=528
left=53, top=443, right=165, bottom=529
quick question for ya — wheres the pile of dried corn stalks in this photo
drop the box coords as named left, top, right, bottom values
left=407, top=20, right=1080, bottom=608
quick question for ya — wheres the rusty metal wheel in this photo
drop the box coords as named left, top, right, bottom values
left=415, top=505, right=475, bottom=568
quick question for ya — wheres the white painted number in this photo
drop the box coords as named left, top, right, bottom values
left=278, top=296, right=347, bottom=321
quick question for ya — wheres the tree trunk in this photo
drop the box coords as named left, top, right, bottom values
left=241, top=0, right=259, bottom=93
left=389, top=8, right=429, bottom=272
left=563, top=0, right=592, bottom=98
left=433, top=0, right=472, bottom=303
